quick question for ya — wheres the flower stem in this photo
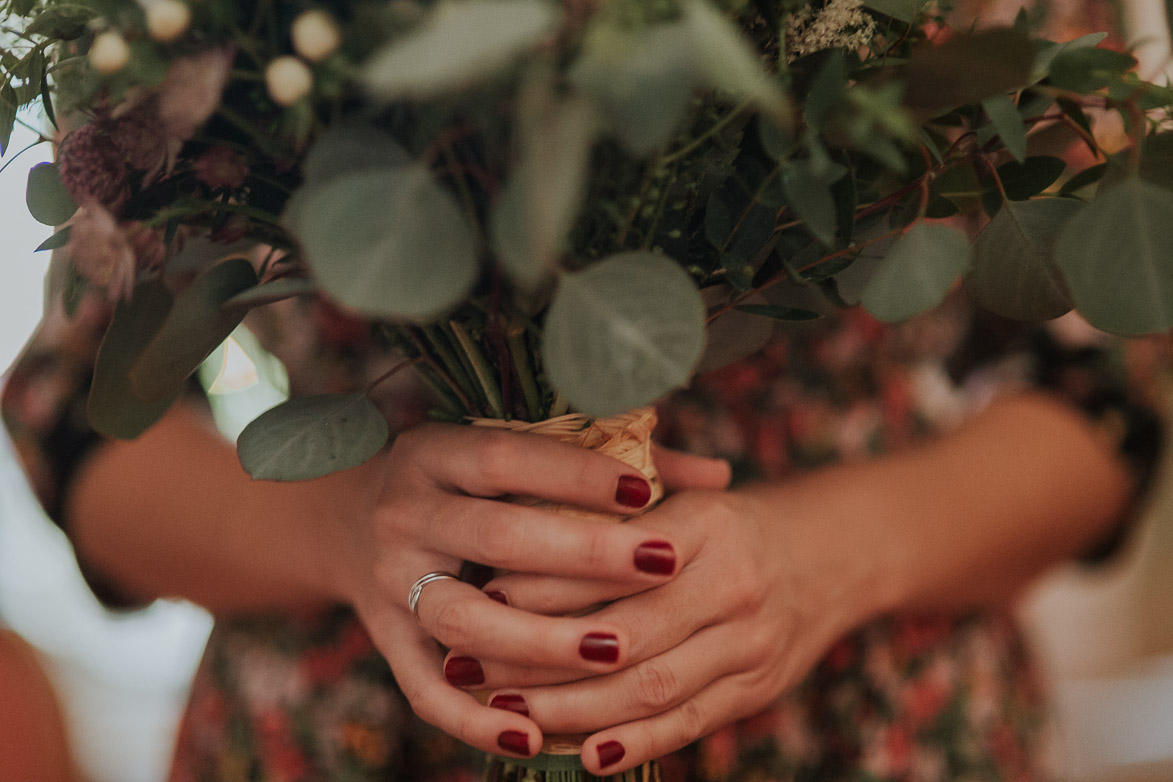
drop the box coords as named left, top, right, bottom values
left=449, top=320, right=506, bottom=419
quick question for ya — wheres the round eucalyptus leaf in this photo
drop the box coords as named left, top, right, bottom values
left=966, top=198, right=1078, bottom=321
left=237, top=394, right=390, bottom=481
left=293, top=165, right=478, bottom=321
left=569, top=22, right=695, bottom=156
left=542, top=252, right=706, bottom=416
left=130, top=257, right=259, bottom=401
left=88, top=279, right=179, bottom=439
left=1054, top=178, right=1173, bottom=334
left=362, top=0, right=557, bottom=100
left=861, top=222, right=973, bottom=322
left=303, top=123, right=412, bottom=185
left=26, top=162, right=77, bottom=226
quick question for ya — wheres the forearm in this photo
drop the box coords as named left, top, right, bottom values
left=745, top=391, right=1136, bottom=623
left=65, top=403, right=381, bottom=615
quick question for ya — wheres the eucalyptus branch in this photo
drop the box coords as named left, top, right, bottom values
left=407, top=326, right=478, bottom=414
left=449, top=320, right=506, bottom=419
left=363, top=356, right=423, bottom=395
left=660, top=99, right=753, bottom=166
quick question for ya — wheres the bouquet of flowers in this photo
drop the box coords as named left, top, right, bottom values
left=5, top=0, right=1173, bottom=776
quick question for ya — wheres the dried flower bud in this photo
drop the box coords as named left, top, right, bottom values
left=110, top=99, right=169, bottom=174
left=146, top=0, right=192, bottom=43
left=68, top=204, right=138, bottom=302
left=89, top=31, right=130, bottom=74
left=57, top=123, right=129, bottom=210
left=265, top=56, right=314, bottom=106
left=292, top=10, right=342, bottom=63
left=194, top=146, right=249, bottom=189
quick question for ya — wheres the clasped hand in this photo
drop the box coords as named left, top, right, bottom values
left=342, top=423, right=866, bottom=775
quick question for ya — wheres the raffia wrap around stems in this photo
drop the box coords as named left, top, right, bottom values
left=468, top=407, right=663, bottom=782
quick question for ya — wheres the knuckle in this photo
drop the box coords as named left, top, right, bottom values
left=580, top=528, right=611, bottom=572
left=470, top=433, right=521, bottom=488
left=629, top=660, right=681, bottom=712
left=430, top=600, right=476, bottom=645
left=674, top=697, right=707, bottom=745
left=724, top=567, right=767, bottom=609
left=471, top=507, right=523, bottom=565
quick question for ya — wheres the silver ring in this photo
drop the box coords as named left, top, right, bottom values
left=407, top=571, right=462, bottom=623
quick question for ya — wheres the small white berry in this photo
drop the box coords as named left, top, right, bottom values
left=265, top=56, right=314, bottom=106
left=291, top=10, right=343, bottom=63
left=89, top=31, right=131, bottom=74
left=146, top=0, right=192, bottom=43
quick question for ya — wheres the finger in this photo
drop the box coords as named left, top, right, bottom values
left=396, top=424, right=658, bottom=513
left=491, top=623, right=740, bottom=735
left=580, top=673, right=759, bottom=776
left=413, top=497, right=679, bottom=581
left=650, top=443, right=731, bottom=492
left=364, top=610, right=542, bottom=761
left=482, top=572, right=649, bottom=616
left=419, top=589, right=631, bottom=673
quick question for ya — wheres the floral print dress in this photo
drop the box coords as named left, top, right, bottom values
left=2, top=257, right=1164, bottom=782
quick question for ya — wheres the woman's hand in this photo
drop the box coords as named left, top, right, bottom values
left=336, top=423, right=731, bottom=762
left=473, top=473, right=892, bottom=775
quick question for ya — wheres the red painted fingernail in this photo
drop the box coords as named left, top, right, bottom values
left=444, top=656, right=484, bottom=687
left=497, top=729, right=531, bottom=756
left=615, top=475, right=651, bottom=508
left=489, top=693, right=530, bottom=717
left=580, top=632, right=619, bottom=663
left=597, top=740, right=626, bottom=768
left=485, top=590, right=508, bottom=605
left=634, top=540, right=675, bottom=575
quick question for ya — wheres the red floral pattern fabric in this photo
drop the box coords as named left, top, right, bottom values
left=3, top=261, right=1162, bottom=781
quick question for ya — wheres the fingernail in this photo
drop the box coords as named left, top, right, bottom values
left=497, top=729, right=531, bottom=756
left=634, top=540, right=675, bottom=575
left=597, top=740, right=626, bottom=768
left=485, top=590, right=508, bottom=605
left=580, top=632, right=619, bottom=663
left=615, top=475, right=651, bottom=508
left=443, top=656, right=485, bottom=687
left=489, top=693, right=530, bottom=717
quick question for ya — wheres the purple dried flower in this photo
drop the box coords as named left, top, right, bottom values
left=57, top=123, right=129, bottom=211
left=194, top=146, right=249, bottom=189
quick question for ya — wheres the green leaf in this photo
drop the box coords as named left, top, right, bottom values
left=35, top=226, right=70, bottom=252
left=88, top=280, right=179, bottom=439
left=734, top=304, right=822, bottom=320
left=63, top=260, right=86, bottom=319
left=362, top=0, right=558, bottom=100
left=990, top=155, right=1066, bottom=205
left=1046, top=46, right=1136, bottom=93
left=981, top=94, right=1027, bottom=163
left=223, top=277, right=318, bottom=310
left=901, top=28, right=1034, bottom=117
left=542, top=252, right=706, bottom=416
left=26, top=162, right=77, bottom=226
left=0, top=85, right=16, bottom=155
left=569, top=21, right=694, bottom=156
left=862, top=0, right=927, bottom=22
left=1031, top=33, right=1107, bottom=83
left=682, top=0, right=792, bottom=128
left=1054, top=178, right=1173, bottom=334
left=781, top=159, right=846, bottom=246
left=1059, top=162, right=1108, bottom=196
left=25, top=5, right=95, bottom=38
left=237, top=394, right=390, bottom=481
left=292, top=164, right=478, bottom=321
left=1136, top=133, right=1173, bottom=192
left=303, top=123, right=412, bottom=185
left=129, top=257, right=259, bottom=402
left=861, top=222, right=973, bottom=322
left=965, top=198, right=1078, bottom=320
left=493, top=85, right=597, bottom=287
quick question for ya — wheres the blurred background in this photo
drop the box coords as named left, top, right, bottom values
left=4, top=1, right=1173, bottom=779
